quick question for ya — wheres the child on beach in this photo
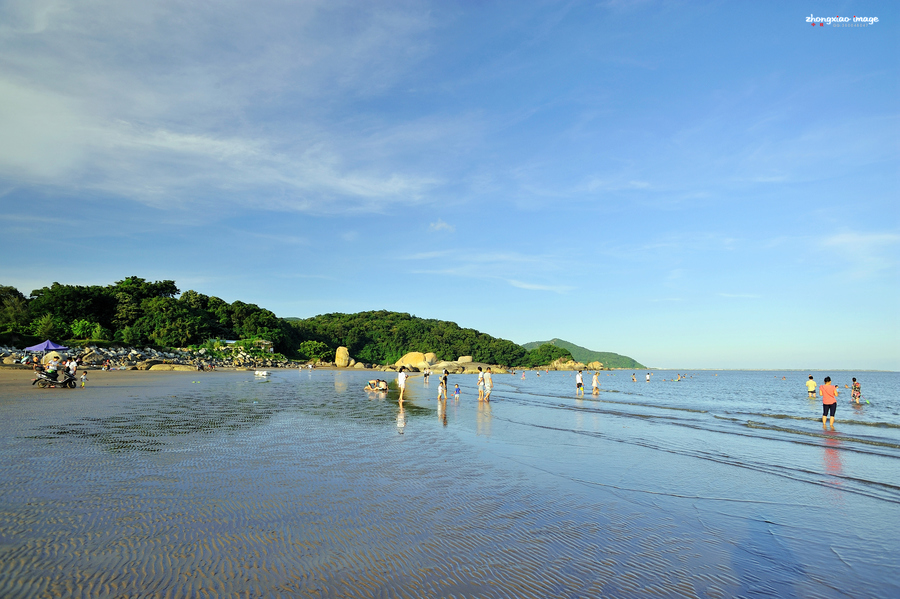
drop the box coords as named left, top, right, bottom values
left=851, top=378, right=861, bottom=403
left=438, top=380, right=445, bottom=400
left=453, top=384, right=460, bottom=401
left=80, top=371, right=88, bottom=388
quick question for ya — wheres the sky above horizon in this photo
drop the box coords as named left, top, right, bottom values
left=1, top=1, right=897, bottom=370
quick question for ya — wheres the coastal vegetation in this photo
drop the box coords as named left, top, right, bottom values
left=0, top=278, right=642, bottom=368
left=522, top=338, right=647, bottom=369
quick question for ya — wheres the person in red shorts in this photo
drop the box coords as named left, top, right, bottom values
left=819, top=376, right=838, bottom=429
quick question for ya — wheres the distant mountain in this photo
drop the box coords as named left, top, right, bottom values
left=522, top=338, right=646, bottom=369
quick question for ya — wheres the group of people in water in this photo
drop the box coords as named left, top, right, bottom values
left=806, top=375, right=863, bottom=430
left=368, top=368, right=866, bottom=434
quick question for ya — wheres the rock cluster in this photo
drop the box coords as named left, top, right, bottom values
left=0, top=344, right=304, bottom=370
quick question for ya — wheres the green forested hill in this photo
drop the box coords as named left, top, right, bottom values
left=1, top=278, right=643, bottom=368
left=522, top=338, right=646, bottom=369
left=291, top=311, right=527, bottom=365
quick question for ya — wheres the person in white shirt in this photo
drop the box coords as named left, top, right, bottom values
left=591, top=371, right=600, bottom=395
left=397, top=367, right=408, bottom=401
left=575, top=370, right=584, bottom=397
left=483, top=367, right=494, bottom=402
left=477, top=367, right=485, bottom=401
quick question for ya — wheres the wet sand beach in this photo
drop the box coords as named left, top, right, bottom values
left=1, top=368, right=898, bottom=597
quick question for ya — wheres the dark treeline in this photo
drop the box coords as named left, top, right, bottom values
left=0, top=278, right=571, bottom=366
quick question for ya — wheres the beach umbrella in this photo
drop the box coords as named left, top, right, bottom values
left=24, top=340, right=69, bottom=352
left=24, top=340, right=70, bottom=364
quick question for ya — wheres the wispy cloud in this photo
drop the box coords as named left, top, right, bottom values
left=820, top=231, right=900, bottom=278
left=429, top=219, right=455, bottom=233
left=717, top=293, right=761, bottom=299
left=506, top=279, right=573, bottom=293
left=0, top=0, right=442, bottom=214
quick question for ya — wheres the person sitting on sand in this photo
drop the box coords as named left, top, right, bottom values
left=377, top=380, right=388, bottom=392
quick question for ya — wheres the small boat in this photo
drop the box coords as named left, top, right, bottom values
left=254, top=370, right=270, bottom=377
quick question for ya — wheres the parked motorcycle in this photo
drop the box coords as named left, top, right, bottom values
left=32, top=369, right=77, bottom=389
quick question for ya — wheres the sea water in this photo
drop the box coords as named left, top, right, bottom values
left=0, top=368, right=897, bottom=597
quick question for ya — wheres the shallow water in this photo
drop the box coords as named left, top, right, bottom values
left=0, top=369, right=897, bottom=597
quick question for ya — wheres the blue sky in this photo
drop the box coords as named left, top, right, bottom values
left=1, top=1, right=897, bottom=370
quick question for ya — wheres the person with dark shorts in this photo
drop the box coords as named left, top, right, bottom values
left=819, top=376, right=838, bottom=429
left=806, top=375, right=817, bottom=398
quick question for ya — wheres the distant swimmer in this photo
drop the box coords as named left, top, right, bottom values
left=632, top=373, right=636, bottom=382
left=851, top=378, right=861, bottom=404
left=819, top=376, right=838, bottom=429
left=806, top=375, right=817, bottom=398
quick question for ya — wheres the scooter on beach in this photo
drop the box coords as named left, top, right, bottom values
left=32, top=370, right=77, bottom=389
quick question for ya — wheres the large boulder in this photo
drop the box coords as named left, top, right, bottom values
left=587, top=361, right=603, bottom=370
left=149, top=364, right=198, bottom=372
left=42, top=351, right=63, bottom=364
left=2, top=357, right=17, bottom=364
left=395, top=352, right=426, bottom=368
left=80, top=350, right=106, bottom=365
left=136, top=359, right=164, bottom=370
left=458, top=356, right=473, bottom=363
left=353, top=362, right=368, bottom=369
left=335, top=347, right=351, bottom=368
left=424, top=352, right=437, bottom=365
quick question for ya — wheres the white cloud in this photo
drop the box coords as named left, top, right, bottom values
left=506, top=279, right=572, bottom=293
left=717, top=293, right=761, bottom=299
left=429, top=219, right=455, bottom=232
left=820, top=231, right=900, bottom=278
left=0, top=0, right=442, bottom=214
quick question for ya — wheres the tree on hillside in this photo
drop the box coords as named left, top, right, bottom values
left=521, top=343, right=573, bottom=368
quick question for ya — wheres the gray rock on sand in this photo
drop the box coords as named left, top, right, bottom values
left=136, top=359, right=163, bottom=370
left=335, top=346, right=351, bottom=368
left=424, top=352, right=437, bottom=365
left=353, top=362, right=368, bottom=369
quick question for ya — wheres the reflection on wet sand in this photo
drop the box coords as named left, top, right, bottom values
left=477, top=400, right=492, bottom=438
left=0, top=369, right=897, bottom=598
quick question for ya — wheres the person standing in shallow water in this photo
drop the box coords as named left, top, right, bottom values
left=819, top=376, right=838, bottom=429
left=851, top=378, right=861, bottom=404
left=483, top=367, right=493, bottom=402
left=477, top=367, right=485, bottom=401
left=806, top=375, right=817, bottom=398
left=575, top=370, right=584, bottom=397
left=397, top=367, right=408, bottom=402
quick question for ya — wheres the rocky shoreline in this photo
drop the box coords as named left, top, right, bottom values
left=1, top=343, right=609, bottom=373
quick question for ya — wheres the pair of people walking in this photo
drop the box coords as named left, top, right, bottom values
left=476, top=367, right=493, bottom=402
